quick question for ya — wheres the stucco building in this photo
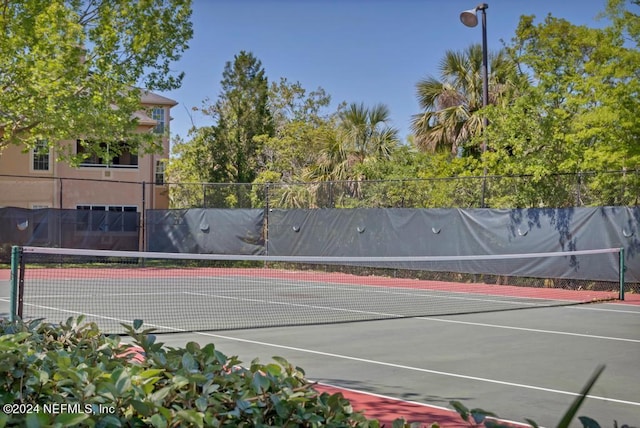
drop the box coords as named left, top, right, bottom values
left=0, top=91, right=177, bottom=214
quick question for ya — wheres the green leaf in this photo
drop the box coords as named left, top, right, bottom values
left=392, top=419, right=407, bottom=428
left=185, top=342, right=200, bottom=354
left=149, top=413, right=168, bottom=428
left=149, top=386, right=173, bottom=403
left=133, top=319, right=144, bottom=330
left=53, top=412, right=90, bottom=426
left=557, top=365, right=606, bottom=428
left=195, top=396, right=208, bottom=412
left=470, top=407, right=497, bottom=423
left=450, top=400, right=470, bottom=421
left=524, top=418, right=541, bottom=428
left=25, top=412, right=48, bottom=428
left=171, top=375, right=189, bottom=389
left=38, top=370, right=50, bottom=384
left=182, top=353, right=198, bottom=372
left=139, top=369, right=165, bottom=379
left=131, top=399, right=152, bottom=416
left=273, top=401, right=289, bottom=419
left=251, top=372, right=270, bottom=394
left=98, top=415, right=122, bottom=427
left=0, top=332, right=31, bottom=343
left=578, top=416, right=602, bottom=428
left=271, top=356, right=289, bottom=367
left=176, top=409, right=204, bottom=427
left=83, top=382, right=96, bottom=398
left=264, top=363, right=282, bottom=377
left=113, top=369, right=132, bottom=396
left=236, top=400, right=252, bottom=414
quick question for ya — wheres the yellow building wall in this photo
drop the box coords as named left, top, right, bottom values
left=0, top=99, right=174, bottom=211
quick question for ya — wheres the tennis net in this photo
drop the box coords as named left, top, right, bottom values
left=9, top=246, right=626, bottom=334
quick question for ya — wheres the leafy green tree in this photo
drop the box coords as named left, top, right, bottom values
left=483, top=1, right=640, bottom=207
left=0, top=0, right=193, bottom=163
left=207, top=50, right=274, bottom=185
left=411, top=44, right=523, bottom=156
left=171, top=51, right=273, bottom=207
left=258, top=78, right=335, bottom=182
left=252, top=78, right=338, bottom=208
left=166, top=134, right=212, bottom=208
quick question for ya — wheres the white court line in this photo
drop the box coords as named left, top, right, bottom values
left=19, top=290, right=639, bottom=344
left=184, top=284, right=575, bottom=309
left=183, top=292, right=406, bottom=317
left=170, top=275, right=583, bottom=307
left=19, top=303, right=148, bottom=325
left=189, top=330, right=640, bottom=408
left=26, top=292, right=187, bottom=299
left=572, top=305, right=640, bottom=315
left=418, top=317, right=640, bottom=344
left=183, top=292, right=639, bottom=343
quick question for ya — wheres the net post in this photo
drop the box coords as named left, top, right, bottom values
left=18, top=246, right=26, bottom=319
left=9, top=246, right=21, bottom=322
left=618, top=247, right=625, bottom=301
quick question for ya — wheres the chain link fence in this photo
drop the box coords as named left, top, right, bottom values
left=166, top=170, right=640, bottom=209
left=2, top=170, right=639, bottom=210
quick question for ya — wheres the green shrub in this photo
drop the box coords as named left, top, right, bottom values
left=0, top=317, right=394, bottom=427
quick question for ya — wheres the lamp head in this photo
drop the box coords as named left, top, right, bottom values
left=460, top=4, right=488, bottom=28
left=460, top=8, right=478, bottom=27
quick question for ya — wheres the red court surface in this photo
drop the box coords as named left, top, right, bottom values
left=315, top=383, right=468, bottom=427
left=314, top=384, right=530, bottom=427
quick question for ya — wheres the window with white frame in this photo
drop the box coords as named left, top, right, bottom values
left=76, top=205, right=138, bottom=232
left=155, top=160, right=166, bottom=185
left=152, top=107, right=165, bottom=134
left=32, top=140, right=50, bottom=171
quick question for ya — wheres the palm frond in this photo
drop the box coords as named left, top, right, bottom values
left=413, top=43, right=521, bottom=154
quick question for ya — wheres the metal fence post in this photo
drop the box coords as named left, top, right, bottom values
left=141, top=181, right=146, bottom=252
left=265, top=183, right=270, bottom=256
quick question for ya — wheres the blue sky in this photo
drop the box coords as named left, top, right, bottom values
left=164, top=0, right=610, bottom=144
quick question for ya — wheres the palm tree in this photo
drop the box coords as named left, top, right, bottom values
left=411, top=44, right=522, bottom=155
left=298, top=103, right=399, bottom=206
left=338, top=102, right=399, bottom=165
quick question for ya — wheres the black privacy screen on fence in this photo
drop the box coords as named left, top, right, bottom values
left=145, top=209, right=265, bottom=255
left=1, top=206, right=639, bottom=283
left=266, top=207, right=637, bottom=283
left=0, top=207, right=139, bottom=257
left=145, top=206, right=639, bottom=283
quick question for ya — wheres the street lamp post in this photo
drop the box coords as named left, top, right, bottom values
left=460, top=3, right=489, bottom=208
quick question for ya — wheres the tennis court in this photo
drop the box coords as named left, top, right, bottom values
left=3, top=247, right=640, bottom=425
left=144, top=300, right=638, bottom=426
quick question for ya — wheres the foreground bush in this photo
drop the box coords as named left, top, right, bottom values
left=0, top=317, right=396, bottom=427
